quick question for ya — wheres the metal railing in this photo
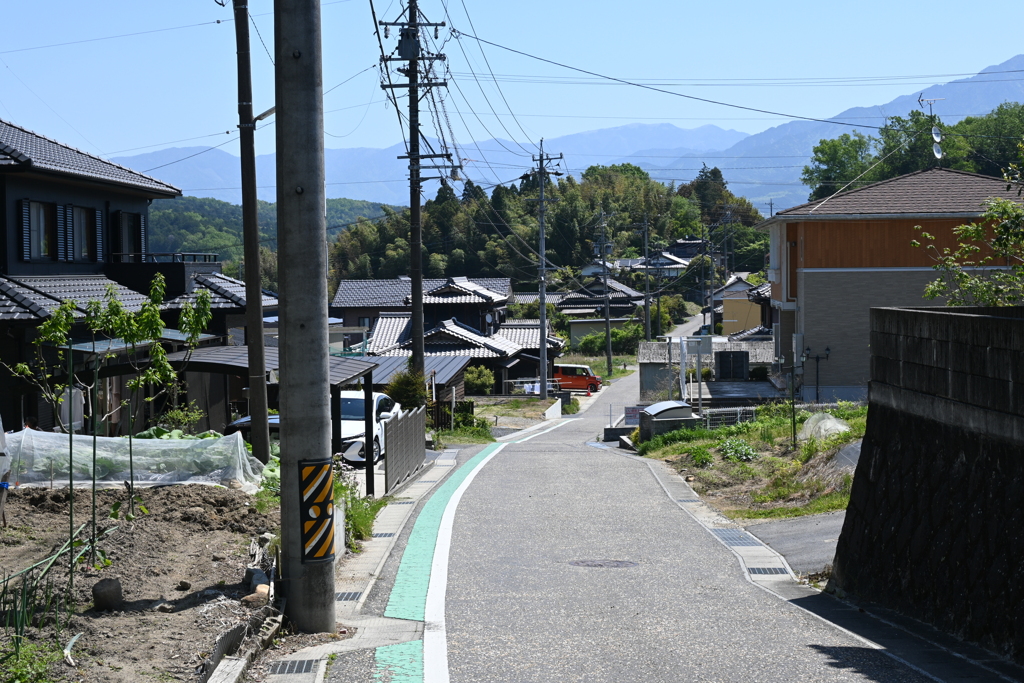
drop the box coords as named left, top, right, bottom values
left=112, top=252, right=219, bottom=263
left=383, top=406, right=426, bottom=494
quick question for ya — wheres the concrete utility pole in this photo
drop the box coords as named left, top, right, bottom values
left=530, top=139, right=562, bottom=400
left=380, top=0, right=452, bottom=377
left=232, top=0, right=270, bottom=466
left=274, top=0, right=335, bottom=632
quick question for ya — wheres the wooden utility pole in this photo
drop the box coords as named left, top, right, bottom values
left=599, top=214, right=613, bottom=378
left=274, top=0, right=335, bottom=632
left=232, top=0, right=270, bottom=466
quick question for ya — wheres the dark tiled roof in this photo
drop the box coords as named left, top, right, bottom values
left=495, top=321, right=564, bottom=351
left=165, top=273, right=278, bottom=310
left=513, top=292, right=567, bottom=305
left=0, top=275, right=148, bottom=320
left=0, top=118, right=180, bottom=197
left=368, top=355, right=471, bottom=386
left=419, top=277, right=508, bottom=305
left=368, top=314, right=526, bottom=358
left=776, top=168, right=1022, bottom=217
left=332, top=277, right=511, bottom=308
left=165, top=345, right=375, bottom=386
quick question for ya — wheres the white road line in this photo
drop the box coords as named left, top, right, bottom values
left=423, top=443, right=507, bottom=683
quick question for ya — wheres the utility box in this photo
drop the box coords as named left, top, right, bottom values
left=640, top=400, right=701, bottom=441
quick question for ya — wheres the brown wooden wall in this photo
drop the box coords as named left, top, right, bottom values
left=795, top=218, right=996, bottom=269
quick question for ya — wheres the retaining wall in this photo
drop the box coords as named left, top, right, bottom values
left=832, top=306, right=1024, bottom=662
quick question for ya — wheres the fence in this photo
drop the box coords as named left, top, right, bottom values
left=384, top=406, right=426, bottom=493
left=700, top=402, right=852, bottom=429
left=426, top=400, right=474, bottom=431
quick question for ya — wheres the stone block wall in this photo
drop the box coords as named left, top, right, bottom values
left=832, top=306, right=1024, bottom=662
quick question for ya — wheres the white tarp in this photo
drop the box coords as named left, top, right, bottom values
left=1, top=430, right=264, bottom=493
left=798, top=412, right=852, bottom=442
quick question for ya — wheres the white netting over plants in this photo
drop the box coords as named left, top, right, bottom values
left=0, top=430, right=264, bottom=493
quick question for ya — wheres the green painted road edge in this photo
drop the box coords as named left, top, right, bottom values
left=374, top=443, right=505, bottom=679
left=384, top=442, right=504, bottom=621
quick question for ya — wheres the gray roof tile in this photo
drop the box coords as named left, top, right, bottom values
left=0, top=118, right=180, bottom=197
left=776, top=167, right=1022, bottom=217
left=332, top=277, right=511, bottom=308
left=0, top=275, right=148, bottom=320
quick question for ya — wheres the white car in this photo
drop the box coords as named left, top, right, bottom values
left=338, top=391, right=401, bottom=465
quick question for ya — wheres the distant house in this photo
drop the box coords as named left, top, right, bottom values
left=759, top=167, right=1022, bottom=400
left=366, top=314, right=563, bottom=392
left=330, top=276, right=510, bottom=335
left=714, top=276, right=762, bottom=336
left=0, top=118, right=275, bottom=432
left=557, top=277, right=644, bottom=318
left=631, top=252, right=690, bottom=278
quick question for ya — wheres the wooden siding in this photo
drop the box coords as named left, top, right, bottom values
left=799, top=218, right=988, bottom=269
left=786, top=223, right=798, bottom=300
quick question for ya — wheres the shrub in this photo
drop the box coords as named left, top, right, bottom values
left=385, top=368, right=428, bottom=408
left=690, top=446, right=713, bottom=468
left=685, top=367, right=714, bottom=381
left=720, top=437, right=757, bottom=462
left=715, top=323, right=723, bottom=335
left=561, top=397, right=580, bottom=415
left=464, top=366, right=494, bottom=395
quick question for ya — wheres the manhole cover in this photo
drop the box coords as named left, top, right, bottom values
left=568, top=559, right=638, bottom=568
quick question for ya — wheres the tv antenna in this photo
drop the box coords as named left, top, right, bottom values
left=917, top=93, right=945, bottom=118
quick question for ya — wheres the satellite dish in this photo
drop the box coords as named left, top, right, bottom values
left=932, top=126, right=942, bottom=143
left=485, top=313, right=493, bottom=323
left=933, top=143, right=943, bottom=160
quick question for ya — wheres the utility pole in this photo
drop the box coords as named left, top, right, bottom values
left=231, top=0, right=270, bottom=466
left=275, top=0, right=334, bottom=632
left=599, top=214, right=613, bottom=377
left=641, top=217, right=651, bottom=341
left=381, top=1, right=451, bottom=377
left=529, top=139, right=562, bottom=400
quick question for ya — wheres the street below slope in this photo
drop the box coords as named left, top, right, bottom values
left=315, top=368, right=1009, bottom=683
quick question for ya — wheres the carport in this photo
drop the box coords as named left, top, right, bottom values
left=166, top=345, right=377, bottom=453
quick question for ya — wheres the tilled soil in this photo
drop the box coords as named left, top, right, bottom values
left=0, top=484, right=281, bottom=681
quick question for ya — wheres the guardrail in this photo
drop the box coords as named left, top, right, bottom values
left=384, top=406, right=426, bottom=494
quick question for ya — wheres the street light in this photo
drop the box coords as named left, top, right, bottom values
left=802, top=346, right=830, bottom=403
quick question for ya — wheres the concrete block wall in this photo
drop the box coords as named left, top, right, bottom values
left=832, top=306, right=1024, bottom=662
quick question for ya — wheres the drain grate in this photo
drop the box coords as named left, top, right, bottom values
left=268, top=659, right=317, bottom=675
left=748, top=567, right=788, bottom=575
left=568, top=559, right=638, bottom=568
left=335, top=591, right=362, bottom=601
left=711, top=529, right=762, bottom=547
left=418, top=480, right=437, bottom=483
left=391, top=501, right=414, bottom=505
left=676, top=498, right=700, bottom=503
left=372, top=532, right=395, bottom=538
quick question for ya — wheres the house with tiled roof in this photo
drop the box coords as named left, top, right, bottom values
left=557, top=277, right=644, bottom=318
left=367, top=312, right=563, bottom=392
left=331, top=276, right=511, bottom=336
left=759, top=167, right=1022, bottom=400
left=1, top=118, right=274, bottom=431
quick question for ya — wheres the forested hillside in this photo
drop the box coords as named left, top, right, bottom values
left=801, top=103, right=1024, bottom=201
left=149, top=195, right=390, bottom=264
left=327, top=164, right=768, bottom=297
left=147, top=165, right=768, bottom=297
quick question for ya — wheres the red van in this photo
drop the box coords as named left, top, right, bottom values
left=553, top=364, right=601, bottom=393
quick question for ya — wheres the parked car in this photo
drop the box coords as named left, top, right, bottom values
left=225, top=391, right=401, bottom=464
left=552, top=364, right=601, bottom=393
left=336, top=391, right=401, bottom=464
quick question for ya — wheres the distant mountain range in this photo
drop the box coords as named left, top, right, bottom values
left=114, top=54, right=1024, bottom=212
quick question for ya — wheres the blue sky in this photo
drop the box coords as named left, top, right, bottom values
left=2, top=1, right=1023, bottom=163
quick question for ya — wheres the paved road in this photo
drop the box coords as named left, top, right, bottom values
left=439, top=374, right=924, bottom=682
left=746, top=511, right=846, bottom=576
left=319, top=374, right=1011, bottom=682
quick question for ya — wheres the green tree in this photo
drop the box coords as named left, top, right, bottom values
left=913, top=197, right=1024, bottom=306
left=384, top=368, right=428, bottom=408
left=801, top=131, right=877, bottom=201
left=464, top=365, right=494, bottom=395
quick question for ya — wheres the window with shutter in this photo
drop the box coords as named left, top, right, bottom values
left=29, top=201, right=58, bottom=261
left=71, top=206, right=94, bottom=261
